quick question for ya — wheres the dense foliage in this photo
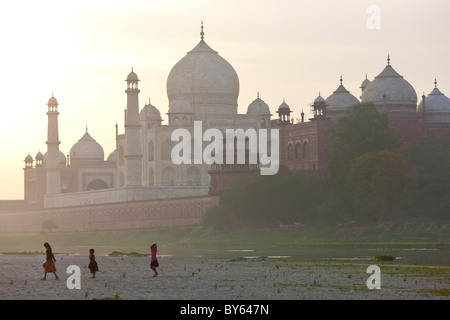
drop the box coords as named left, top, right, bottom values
left=204, top=103, right=449, bottom=230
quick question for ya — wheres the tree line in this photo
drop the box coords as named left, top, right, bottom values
left=204, top=103, right=450, bottom=230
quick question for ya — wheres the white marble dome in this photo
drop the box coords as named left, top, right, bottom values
left=107, top=149, right=116, bottom=162
left=360, top=75, right=371, bottom=90
left=166, top=32, right=239, bottom=114
left=247, top=95, right=270, bottom=115
left=70, top=131, right=104, bottom=161
left=140, top=102, right=162, bottom=120
left=361, top=58, right=417, bottom=108
left=325, top=79, right=359, bottom=110
left=417, top=85, right=450, bottom=113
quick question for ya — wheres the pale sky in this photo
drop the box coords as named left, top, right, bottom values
left=1, top=0, right=449, bottom=199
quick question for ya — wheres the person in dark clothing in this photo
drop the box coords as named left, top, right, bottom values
left=88, top=248, right=99, bottom=278
left=41, top=242, right=59, bottom=280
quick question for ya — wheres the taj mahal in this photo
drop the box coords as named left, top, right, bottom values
left=23, top=24, right=272, bottom=211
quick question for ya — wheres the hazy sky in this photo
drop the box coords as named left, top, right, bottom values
left=1, top=0, right=449, bottom=199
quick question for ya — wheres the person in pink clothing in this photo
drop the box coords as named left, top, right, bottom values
left=150, top=243, right=159, bottom=277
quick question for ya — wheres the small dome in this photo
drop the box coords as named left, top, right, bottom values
left=126, top=68, right=139, bottom=82
left=35, top=151, right=44, bottom=160
left=360, top=75, right=371, bottom=89
left=247, top=95, right=270, bottom=115
left=417, top=81, right=450, bottom=122
left=169, top=99, right=194, bottom=114
left=107, top=149, right=116, bottom=162
left=140, top=102, right=162, bottom=120
left=325, top=79, right=359, bottom=110
left=25, top=154, right=33, bottom=163
left=314, top=94, right=326, bottom=104
left=47, top=95, right=58, bottom=106
left=70, top=130, right=104, bottom=161
left=278, top=100, right=290, bottom=111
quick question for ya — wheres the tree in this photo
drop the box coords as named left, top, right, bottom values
left=328, top=103, right=401, bottom=181
left=405, top=135, right=450, bottom=218
left=325, top=103, right=401, bottom=220
left=203, top=165, right=326, bottom=229
left=344, top=150, right=417, bottom=221
left=41, top=220, right=59, bottom=232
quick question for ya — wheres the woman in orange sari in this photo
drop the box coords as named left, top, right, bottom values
left=41, top=242, right=59, bottom=280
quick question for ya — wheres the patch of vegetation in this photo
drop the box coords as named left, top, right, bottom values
left=419, top=288, right=450, bottom=297
left=92, top=294, right=121, bottom=300
left=2, top=251, right=43, bottom=255
left=374, top=255, right=395, bottom=261
left=108, top=251, right=148, bottom=257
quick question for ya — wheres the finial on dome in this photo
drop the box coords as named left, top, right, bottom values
left=434, top=77, right=437, bottom=88
left=340, top=75, right=343, bottom=85
left=200, top=21, right=204, bottom=40
left=257, top=91, right=260, bottom=99
left=387, top=54, right=390, bottom=65
left=86, top=125, right=88, bottom=133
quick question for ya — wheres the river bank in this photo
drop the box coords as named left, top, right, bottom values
left=0, top=254, right=449, bottom=300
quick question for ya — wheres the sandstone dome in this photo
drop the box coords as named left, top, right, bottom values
left=70, top=130, right=104, bottom=161
left=166, top=27, right=239, bottom=115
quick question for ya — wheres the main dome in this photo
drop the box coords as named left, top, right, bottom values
left=166, top=26, right=239, bottom=115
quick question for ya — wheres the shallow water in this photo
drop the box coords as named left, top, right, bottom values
left=163, top=245, right=450, bottom=265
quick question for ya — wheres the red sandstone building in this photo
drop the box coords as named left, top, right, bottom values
left=275, top=60, right=450, bottom=174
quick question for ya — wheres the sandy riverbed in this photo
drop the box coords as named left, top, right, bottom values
left=0, top=254, right=449, bottom=300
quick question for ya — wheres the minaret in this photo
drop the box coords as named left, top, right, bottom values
left=124, top=67, right=143, bottom=187
left=45, top=94, right=61, bottom=195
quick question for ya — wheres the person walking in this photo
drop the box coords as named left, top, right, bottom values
left=41, top=242, right=59, bottom=280
left=88, top=248, right=99, bottom=278
left=150, top=243, right=159, bottom=277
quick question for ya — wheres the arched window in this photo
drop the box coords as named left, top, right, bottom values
left=303, top=140, right=309, bottom=159
left=87, top=178, right=108, bottom=191
left=119, top=172, right=124, bottom=187
left=148, top=168, right=154, bottom=186
left=148, top=141, right=154, bottom=161
left=287, top=143, right=294, bottom=160
left=295, top=142, right=301, bottom=159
